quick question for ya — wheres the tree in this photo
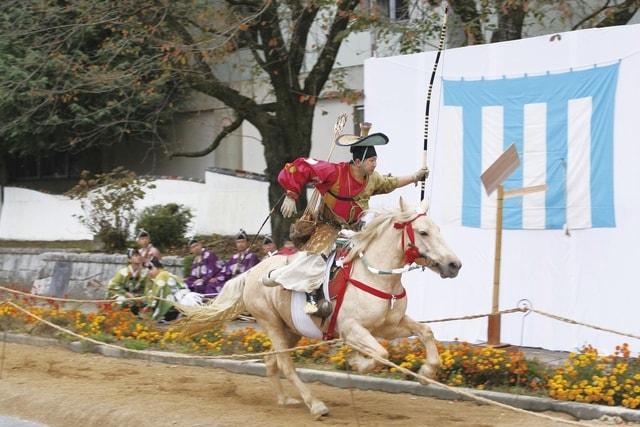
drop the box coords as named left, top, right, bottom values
left=0, top=1, right=188, bottom=184
left=444, top=0, right=640, bottom=47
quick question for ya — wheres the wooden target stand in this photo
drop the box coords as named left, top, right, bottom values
left=480, top=144, right=546, bottom=347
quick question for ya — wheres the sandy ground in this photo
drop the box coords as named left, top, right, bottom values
left=0, top=343, right=630, bottom=427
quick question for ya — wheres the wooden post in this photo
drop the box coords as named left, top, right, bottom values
left=487, top=184, right=504, bottom=346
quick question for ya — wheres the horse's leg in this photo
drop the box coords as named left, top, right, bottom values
left=340, top=318, right=389, bottom=373
left=264, top=353, right=300, bottom=406
left=377, top=315, right=441, bottom=383
left=264, top=324, right=329, bottom=418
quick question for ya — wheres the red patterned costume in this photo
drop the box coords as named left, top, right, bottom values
left=278, top=158, right=399, bottom=227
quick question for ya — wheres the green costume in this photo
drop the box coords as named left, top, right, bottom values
left=107, top=265, right=152, bottom=307
left=147, top=270, right=188, bottom=321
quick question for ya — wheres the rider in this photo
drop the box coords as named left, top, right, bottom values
left=266, top=123, right=429, bottom=314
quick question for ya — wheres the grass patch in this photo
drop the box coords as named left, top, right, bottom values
left=0, top=240, right=96, bottom=251
left=122, top=338, right=150, bottom=350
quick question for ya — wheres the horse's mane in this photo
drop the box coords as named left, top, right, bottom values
left=344, top=207, right=419, bottom=263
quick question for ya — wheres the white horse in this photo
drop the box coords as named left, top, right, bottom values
left=181, top=197, right=461, bottom=418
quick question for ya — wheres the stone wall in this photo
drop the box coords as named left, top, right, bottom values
left=0, top=248, right=185, bottom=299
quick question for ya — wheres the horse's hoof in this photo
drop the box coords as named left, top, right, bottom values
left=278, top=396, right=301, bottom=406
left=310, top=401, right=330, bottom=419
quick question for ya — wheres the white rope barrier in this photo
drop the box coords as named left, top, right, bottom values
left=0, top=298, right=626, bottom=425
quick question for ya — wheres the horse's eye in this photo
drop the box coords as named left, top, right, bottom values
left=418, top=231, right=429, bottom=237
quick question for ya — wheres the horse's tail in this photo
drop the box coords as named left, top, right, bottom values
left=176, top=272, right=248, bottom=336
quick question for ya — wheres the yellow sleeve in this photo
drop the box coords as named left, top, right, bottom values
left=369, top=172, right=399, bottom=195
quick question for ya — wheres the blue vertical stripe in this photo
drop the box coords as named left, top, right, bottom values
left=462, top=106, right=482, bottom=227
left=590, top=69, right=618, bottom=227
left=545, top=100, right=568, bottom=228
left=503, top=104, right=524, bottom=229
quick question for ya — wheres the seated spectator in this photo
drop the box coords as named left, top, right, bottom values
left=216, top=229, right=260, bottom=285
left=184, top=237, right=224, bottom=295
left=262, top=235, right=278, bottom=258
left=146, top=257, right=202, bottom=322
left=278, top=237, right=298, bottom=256
left=137, top=230, right=161, bottom=267
left=107, top=248, right=151, bottom=315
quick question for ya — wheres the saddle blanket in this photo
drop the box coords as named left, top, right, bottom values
left=289, top=251, right=337, bottom=339
left=290, top=291, right=322, bottom=339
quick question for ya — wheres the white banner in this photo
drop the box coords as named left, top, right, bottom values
left=365, top=24, right=640, bottom=352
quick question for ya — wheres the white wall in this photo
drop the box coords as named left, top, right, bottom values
left=0, top=188, right=92, bottom=241
left=0, top=176, right=273, bottom=241
left=197, top=171, right=271, bottom=235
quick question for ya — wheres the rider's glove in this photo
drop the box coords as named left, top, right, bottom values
left=280, top=196, right=298, bottom=218
left=412, top=166, right=430, bottom=183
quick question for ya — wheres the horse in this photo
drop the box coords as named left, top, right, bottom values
left=180, top=197, right=461, bottom=418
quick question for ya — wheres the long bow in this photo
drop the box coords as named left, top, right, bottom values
left=420, top=2, right=449, bottom=201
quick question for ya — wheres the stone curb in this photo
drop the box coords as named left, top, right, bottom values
left=3, top=333, right=639, bottom=422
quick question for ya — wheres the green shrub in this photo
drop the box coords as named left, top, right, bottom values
left=66, top=167, right=155, bottom=252
left=136, top=203, right=193, bottom=251
left=182, top=254, right=195, bottom=277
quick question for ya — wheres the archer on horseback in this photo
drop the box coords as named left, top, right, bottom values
left=263, top=122, right=429, bottom=315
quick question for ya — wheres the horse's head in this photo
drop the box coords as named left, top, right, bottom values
left=397, top=197, right=462, bottom=278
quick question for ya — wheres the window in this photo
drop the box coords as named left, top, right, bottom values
left=370, top=0, right=410, bottom=21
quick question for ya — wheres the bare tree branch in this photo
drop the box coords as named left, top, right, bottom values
left=572, top=0, right=612, bottom=30
left=595, top=0, right=640, bottom=27
left=171, top=114, right=244, bottom=158
left=303, top=0, right=360, bottom=97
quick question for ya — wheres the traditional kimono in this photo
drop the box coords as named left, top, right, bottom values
left=139, top=244, right=161, bottom=268
left=184, top=249, right=224, bottom=295
left=146, top=270, right=201, bottom=321
left=107, top=265, right=151, bottom=307
left=274, top=158, right=400, bottom=294
left=278, top=158, right=399, bottom=226
left=210, top=251, right=260, bottom=292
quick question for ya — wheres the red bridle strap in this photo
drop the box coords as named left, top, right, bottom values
left=393, top=213, right=426, bottom=264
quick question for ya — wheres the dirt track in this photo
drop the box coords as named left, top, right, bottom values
left=0, top=342, right=625, bottom=427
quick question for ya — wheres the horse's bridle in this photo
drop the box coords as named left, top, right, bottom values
left=345, top=213, right=434, bottom=276
left=393, top=213, right=434, bottom=266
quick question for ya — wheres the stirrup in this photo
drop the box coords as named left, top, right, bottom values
left=261, top=271, right=281, bottom=287
left=316, top=299, right=333, bottom=318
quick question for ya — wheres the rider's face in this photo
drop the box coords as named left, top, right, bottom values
left=356, top=156, right=377, bottom=175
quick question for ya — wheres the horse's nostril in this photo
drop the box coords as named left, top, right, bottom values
left=449, top=261, right=461, bottom=271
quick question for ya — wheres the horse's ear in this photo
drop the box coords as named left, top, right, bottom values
left=420, top=198, right=430, bottom=214
left=399, top=196, right=410, bottom=212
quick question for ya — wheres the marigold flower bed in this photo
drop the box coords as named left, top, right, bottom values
left=1, top=296, right=638, bottom=409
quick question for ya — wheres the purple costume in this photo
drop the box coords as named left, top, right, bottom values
left=185, top=249, right=224, bottom=295
left=213, top=251, right=260, bottom=289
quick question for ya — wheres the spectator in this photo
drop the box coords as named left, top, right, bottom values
left=107, top=248, right=151, bottom=315
left=184, top=237, right=224, bottom=295
left=262, top=235, right=278, bottom=258
left=215, top=229, right=260, bottom=285
left=137, top=229, right=161, bottom=267
left=146, top=257, right=202, bottom=322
